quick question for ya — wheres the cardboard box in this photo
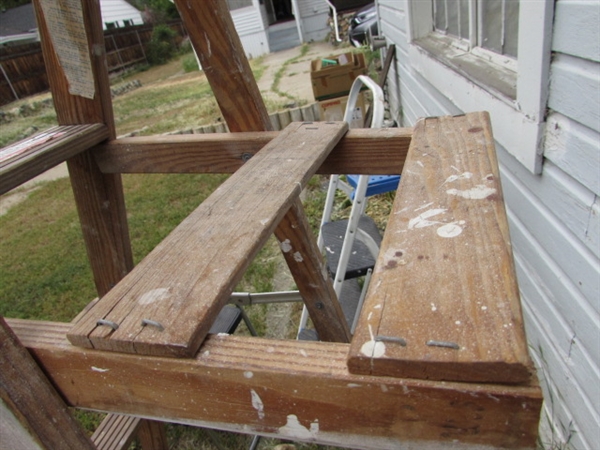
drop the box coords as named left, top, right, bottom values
left=318, top=93, right=366, bottom=129
left=311, top=52, right=367, bottom=101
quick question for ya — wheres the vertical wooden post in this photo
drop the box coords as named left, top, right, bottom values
left=174, top=0, right=350, bottom=342
left=32, top=1, right=164, bottom=445
left=33, top=0, right=133, bottom=296
left=0, top=317, right=96, bottom=450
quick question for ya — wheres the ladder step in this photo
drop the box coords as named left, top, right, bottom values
left=322, top=215, right=382, bottom=279
left=209, top=305, right=242, bottom=335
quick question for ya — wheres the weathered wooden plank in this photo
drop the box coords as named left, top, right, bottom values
left=94, top=128, right=411, bottom=176
left=0, top=124, right=109, bottom=195
left=348, top=112, right=533, bottom=384
left=175, top=0, right=350, bottom=344
left=10, top=318, right=542, bottom=449
left=33, top=0, right=133, bottom=297
left=68, top=122, right=348, bottom=357
left=0, top=317, right=96, bottom=450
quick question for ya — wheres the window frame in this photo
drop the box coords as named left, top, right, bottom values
left=406, top=0, right=554, bottom=174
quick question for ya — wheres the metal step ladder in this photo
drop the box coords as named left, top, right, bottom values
left=298, top=75, right=399, bottom=339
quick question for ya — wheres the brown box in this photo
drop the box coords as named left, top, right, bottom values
left=311, top=52, right=367, bottom=101
left=318, top=93, right=366, bottom=129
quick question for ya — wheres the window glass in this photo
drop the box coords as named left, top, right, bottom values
left=434, top=0, right=519, bottom=58
left=433, top=0, right=470, bottom=40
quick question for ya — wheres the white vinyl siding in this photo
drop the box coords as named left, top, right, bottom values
left=230, top=3, right=269, bottom=58
left=378, top=0, right=600, bottom=448
left=100, top=0, right=144, bottom=29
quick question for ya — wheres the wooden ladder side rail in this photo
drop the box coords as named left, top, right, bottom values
left=348, top=112, right=533, bottom=384
left=68, top=122, right=350, bottom=357
left=93, top=128, right=412, bottom=176
left=32, top=0, right=163, bottom=443
left=8, top=318, right=543, bottom=449
left=0, top=317, right=96, bottom=450
left=173, top=0, right=351, bottom=344
left=33, top=0, right=133, bottom=297
left=0, top=124, right=109, bottom=195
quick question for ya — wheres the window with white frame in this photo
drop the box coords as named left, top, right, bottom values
left=432, top=0, right=519, bottom=59
left=405, top=0, right=553, bottom=173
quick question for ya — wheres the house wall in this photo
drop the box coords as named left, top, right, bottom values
left=231, top=5, right=270, bottom=58
left=378, top=1, right=600, bottom=449
left=100, top=0, right=144, bottom=28
left=296, top=0, right=330, bottom=43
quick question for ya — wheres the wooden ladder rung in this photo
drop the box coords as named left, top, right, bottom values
left=0, top=124, right=109, bottom=195
left=68, top=121, right=348, bottom=358
left=91, top=414, right=142, bottom=450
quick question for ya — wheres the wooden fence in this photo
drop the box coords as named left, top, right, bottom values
left=0, top=21, right=186, bottom=106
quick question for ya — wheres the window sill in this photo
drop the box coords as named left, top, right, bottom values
left=415, top=34, right=517, bottom=102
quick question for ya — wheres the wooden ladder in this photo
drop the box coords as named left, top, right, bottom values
left=0, top=1, right=542, bottom=448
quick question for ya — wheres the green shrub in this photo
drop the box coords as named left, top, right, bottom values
left=147, top=24, right=177, bottom=65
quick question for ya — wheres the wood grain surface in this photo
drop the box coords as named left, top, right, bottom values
left=13, top=318, right=543, bottom=449
left=94, top=128, right=412, bottom=176
left=348, top=112, right=533, bottom=384
left=68, top=122, right=348, bottom=357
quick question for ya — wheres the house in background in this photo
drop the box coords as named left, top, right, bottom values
left=100, top=0, right=144, bottom=29
left=226, top=0, right=371, bottom=57
left=0, top=3, right=38, bottom=46
left=0, top=0, right=144, bottom=46
left=375, top=0, right=599, bottom=448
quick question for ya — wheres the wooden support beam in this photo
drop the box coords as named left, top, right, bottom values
left=93, top=128, right=412, bottom=176
left=174, top=0, right=350, bottom=343
left=274, top=199, right=351, bottom=343
left=68, top=122, right=349, bottom=357
left=0, top=124, right=109, bottom=195
left=348, top=112, right=533, bottom=384
left=172, top=0, right=271, bottom=133
left=33, top=0, right=133, bottom=296
left=9, top=318, right=542, bottom=449
left=0, top=317, right=96, bottom=450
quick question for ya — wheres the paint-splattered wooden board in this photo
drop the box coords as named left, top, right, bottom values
left=68, top=121, right=347, bottom=357
left=348, top=112, right=533, bottom=384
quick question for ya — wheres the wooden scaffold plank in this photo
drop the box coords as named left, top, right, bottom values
left=348, top=112, right=533, bottom=384
left=68, top=121, right=349, bottom=357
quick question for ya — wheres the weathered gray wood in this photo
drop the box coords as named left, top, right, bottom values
left=0, top=124, right=109, bottom=195
left=174, top=0, right=351, bottom=344
left=11, top=318, right=543, bottom=450
left=348, top=112, right=533, bottom=384
left=94, top=128, right=411, bottom=176
left=68, top=122, right=348, bottom=357
left=91, top=414, right=141, bottom=450
left=0, top=317, right=96, bottom=450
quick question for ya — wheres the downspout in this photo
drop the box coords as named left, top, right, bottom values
left=290, top=0, right=304, bottom=43
left=325, top=0, right=342, bottom=42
